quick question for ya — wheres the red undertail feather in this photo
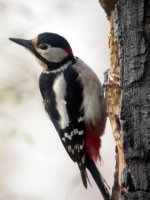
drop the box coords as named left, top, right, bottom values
left=86, top=129, right=101, bottom=162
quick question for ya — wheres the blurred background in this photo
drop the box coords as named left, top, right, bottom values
left=0, top=0, right=115, bottom=199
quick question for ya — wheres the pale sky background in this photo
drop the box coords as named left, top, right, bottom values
left=0, top=0, right=115, bottom=199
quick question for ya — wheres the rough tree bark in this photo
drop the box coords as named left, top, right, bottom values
left=100, top=0, right=150, bottom=199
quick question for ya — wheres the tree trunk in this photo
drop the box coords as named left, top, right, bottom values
left=100, top=0, right=150, bottom=199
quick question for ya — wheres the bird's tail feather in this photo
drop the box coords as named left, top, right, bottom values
left=80, top=168, right=92, bottom=189
left=80, top=169, right=87, bottom=188
left=85, top=155, right=111, bottom=200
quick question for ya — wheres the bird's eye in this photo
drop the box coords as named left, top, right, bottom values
left=39, top=44, right=48, bottom=50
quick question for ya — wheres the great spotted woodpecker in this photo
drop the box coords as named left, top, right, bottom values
left=9, top=33, right=110, bottom=200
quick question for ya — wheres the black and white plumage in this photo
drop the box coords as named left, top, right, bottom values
left=9, top=33, right=110, bottom=200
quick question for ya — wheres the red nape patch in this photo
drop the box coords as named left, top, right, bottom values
left=65, top=48, right=73, bottom=55
left=86, top=132, right=101, bottom=162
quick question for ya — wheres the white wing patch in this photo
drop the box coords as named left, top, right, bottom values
left=64, top=132, right=73, bottom=140
left=53, top=74, right=69, bottom=129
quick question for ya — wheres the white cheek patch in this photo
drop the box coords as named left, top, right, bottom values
left=38, top=47, right=68, bottom=63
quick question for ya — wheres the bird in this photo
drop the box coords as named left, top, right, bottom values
left=9, top=32, right=110, bottom=200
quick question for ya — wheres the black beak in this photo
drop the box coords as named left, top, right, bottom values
left=9, top=38, right=34, bottom=52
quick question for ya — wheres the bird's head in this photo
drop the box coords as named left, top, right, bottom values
left=9, top=32, right=75, bottom=70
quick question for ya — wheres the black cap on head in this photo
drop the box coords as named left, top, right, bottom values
left=37, top=32, right=71, bottom=49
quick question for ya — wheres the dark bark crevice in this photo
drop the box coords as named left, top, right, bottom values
left=100, top=1, right=150, bottom=199
left=112, top=0, right=150, bottom=199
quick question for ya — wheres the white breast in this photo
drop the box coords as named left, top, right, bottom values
left=73, top=58, right=103, bottom=125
